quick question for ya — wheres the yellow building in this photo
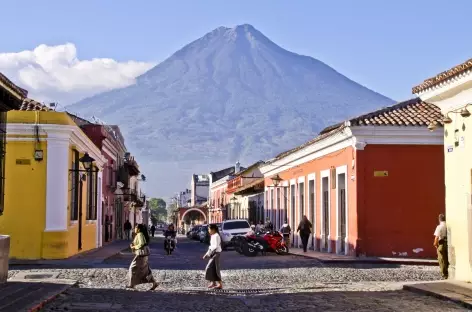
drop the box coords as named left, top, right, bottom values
left=413, top=58, right=472, bottom=281
left=0, top=99, right=106, bottom=259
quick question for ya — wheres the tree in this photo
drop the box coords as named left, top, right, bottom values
left=148, top=198, right=167, bottom=224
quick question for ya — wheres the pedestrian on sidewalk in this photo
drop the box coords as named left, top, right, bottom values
left=297, top=215, right=312, bottom=253
left=127, top=224, right=159, bottom=290
left=124, top=220, right=132, bottom=240
left=203, top=223, right=223, bottom=289
left=279, top=220, right=292, bottom=247
left=434, top=213, right=449, bottom=279
left=150, top=225, right=156, bottom=237
left=265, top=218, right=274, bottom=232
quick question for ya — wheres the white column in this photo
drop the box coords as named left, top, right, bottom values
left=45, top=133, right=70, bottom=232
left=96, top=172, right=103, bottom=248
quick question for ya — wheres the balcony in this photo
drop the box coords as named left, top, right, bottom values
left=226, top=176, right=242, bottom=194
left=135, top=191, right=146, bottom=208
left=124, top=155, right=140, bottom=177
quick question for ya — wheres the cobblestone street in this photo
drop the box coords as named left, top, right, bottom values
left=8, top=236, right=467, bottom=311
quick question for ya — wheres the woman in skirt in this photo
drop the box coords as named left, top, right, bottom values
left=203, top=224, right=223, bottom=289
left=127, top=224, right=158, bottom=290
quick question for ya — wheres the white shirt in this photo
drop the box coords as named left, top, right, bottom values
left=208, top=233, right=222, bottom=253
left=434, top=221, right=447, bottom=240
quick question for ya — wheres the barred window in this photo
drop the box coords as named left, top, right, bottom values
left=86, top=166, right=98, bottom=220
left=70, top=150, right=80, bottom=220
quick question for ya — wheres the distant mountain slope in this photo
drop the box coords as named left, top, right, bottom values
left=68, top=24, right=394, bottom=197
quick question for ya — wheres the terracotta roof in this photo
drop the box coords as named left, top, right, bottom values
left=320, top=98, right=442, bottom=134
left=0, top=72, right=28, bottom=99
left=234, top=177, right=265, bottom=195
left=19, top=98, right=51, bottom=111
left=412, top=58, right=472, bottom=94
left=271, top=98, right=442, bottom=165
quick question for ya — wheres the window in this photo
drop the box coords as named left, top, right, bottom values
left=270, top=189, right=274, bottom=222
left=86, top=166, right=98, bottom=220
left=222, top=220, right=250, bottom=230
left=70, top=150, right=80, bottom=220
left=276, top=188, right=281, bottom=229
left=290, top=184, right=296, bottom=228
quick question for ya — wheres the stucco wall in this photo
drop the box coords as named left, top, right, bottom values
left=356, top=144, right=445, bottom=258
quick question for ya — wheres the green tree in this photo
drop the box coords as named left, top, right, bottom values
left=148, top=198, right=167, bottom=224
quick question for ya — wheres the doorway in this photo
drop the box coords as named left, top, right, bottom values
left=321, top=176, right=329, bottom=252
left=337, top=172, right=347, bottom=254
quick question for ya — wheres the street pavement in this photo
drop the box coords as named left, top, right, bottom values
left=8, top=235, right=467, bottom=311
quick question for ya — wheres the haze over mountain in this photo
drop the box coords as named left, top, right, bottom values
left=68, top=24, right=394, bottom=197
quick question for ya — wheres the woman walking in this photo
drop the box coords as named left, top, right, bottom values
left=127, top=224, right=158, bottom=290
left=203, top=224, right=223, bottom=289
left=297, top=215, right=312, bottom=252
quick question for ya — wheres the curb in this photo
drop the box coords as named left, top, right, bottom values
left=28, top=283, right=75, bottom=312
left=403, top=284, right=472, bottom=309
left=289, top=253, right=437, bottom=266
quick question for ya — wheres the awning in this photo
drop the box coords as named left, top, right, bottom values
left=234, top=177, right=265, bottom=196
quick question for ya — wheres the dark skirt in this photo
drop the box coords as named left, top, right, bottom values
left=128, top=255, right=156, bottom=287
left=205, top=253, right=221, bottom=282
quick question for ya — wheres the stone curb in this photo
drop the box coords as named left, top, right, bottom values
left=27, top=281, right=77, bottom=312
left=289, top=252, right=437, bottom=266
left=403, top=284, right=472, bottom=309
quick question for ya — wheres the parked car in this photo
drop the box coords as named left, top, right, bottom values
left=219, top=219, right=251, bottom=250
left=198, top=225, right=208, bottom=242
left=191, top=226, right=202, bottom=240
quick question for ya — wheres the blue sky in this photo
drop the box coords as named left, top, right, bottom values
left=2, top=0, right=471, bottom=102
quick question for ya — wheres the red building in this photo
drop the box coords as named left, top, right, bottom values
left=260, top=99, right=445, bottom=258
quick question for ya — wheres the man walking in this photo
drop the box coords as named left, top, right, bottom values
left=124, top=220, right=132, bottom=240
left=433, top=214, right=448, bottom=279
left=279, top=219, right=292, bottom=247
left=150, top=224, right=156, bottom=237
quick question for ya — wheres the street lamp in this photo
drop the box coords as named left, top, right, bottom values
left=271, top=174, right=283, bottom=187
left=79, top=153, right=95, bottom=170
left=69, top=152, right=96, bottom=250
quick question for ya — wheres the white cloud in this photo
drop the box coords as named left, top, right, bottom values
left=0, top=43, right=155, bottom=105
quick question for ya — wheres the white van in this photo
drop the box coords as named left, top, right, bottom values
left=219, top=219, right=251, bottom=250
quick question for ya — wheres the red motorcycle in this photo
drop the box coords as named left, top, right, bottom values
left=245, top=231, right=289, bottom=255
left=263, top=231, right=289, bottom=255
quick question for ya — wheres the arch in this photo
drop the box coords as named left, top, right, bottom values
left=181, top=208, right=207, bottom=222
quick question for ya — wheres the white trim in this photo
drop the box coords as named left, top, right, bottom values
left=45, top=134, right=69, bottom=232
left=290, top=179, right=296, bottom=185
left=335, top=165, right=348, bottom=255
left=7, top=123, right=107, bottom=167
left=307, top=173, right=316, bottom=250
left=281, top=181, right=288, bottom=187
left=260, top=126, right=443, bottom=178
left=320, top=169, right=331, bottom=253
left=297, top=176, right=305, bottom=183
left=414, top=69, right=472, bottom=100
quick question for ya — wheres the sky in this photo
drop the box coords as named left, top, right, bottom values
left=1, top=0, right=472, bottom=106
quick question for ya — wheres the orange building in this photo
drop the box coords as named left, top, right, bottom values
left=260, top=98, right=445, bottom=258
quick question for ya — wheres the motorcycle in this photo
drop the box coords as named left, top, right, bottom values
left=242, top=231, right=288, bottom=256
left=263, top=231, right=289, bottom=255
left=164, top=236, right=175, bottom=255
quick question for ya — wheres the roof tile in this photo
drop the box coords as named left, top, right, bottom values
left=18, top=98, right=50, bottom=111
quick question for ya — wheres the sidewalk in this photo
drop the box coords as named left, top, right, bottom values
left=9, top=240, right=130, bottom=267
left=289, top=248, right=438, bottom=265
left=403, top=280, right=472, bottom=309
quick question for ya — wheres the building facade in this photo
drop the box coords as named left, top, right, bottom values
left=261, top=99, right=445, bottom=258
left=413, top=58, right=472, bottom=280
left=2, top=103, right=106, bottom=259
left=190, top=174, right=210, bottom=206
left=226, top=161, right=264, bottom=222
